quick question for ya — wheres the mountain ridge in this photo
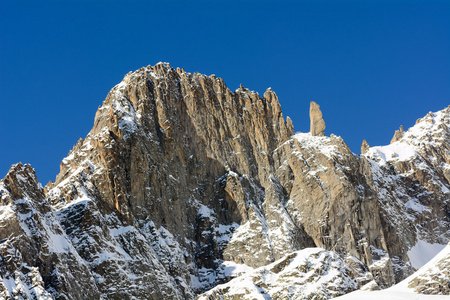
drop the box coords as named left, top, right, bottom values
left=1, top=63, right=449, bottom=299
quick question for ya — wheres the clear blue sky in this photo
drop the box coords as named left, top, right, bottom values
left=1, top=0, right=449, bottom=184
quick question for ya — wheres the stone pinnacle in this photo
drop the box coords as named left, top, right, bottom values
left=310, top=101, right=326, bottom=136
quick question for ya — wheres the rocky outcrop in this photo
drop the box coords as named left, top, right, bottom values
left=272, top=133, right=399, bottom=288
left=361, top=140, right=370, bottom=154
left=0, top=163, right=99, bottom=300
left=390, top=125, right=404, bottom=143
left=336, top=243, right=450, bottom=298
left=310, top=101, right=326, bottom=136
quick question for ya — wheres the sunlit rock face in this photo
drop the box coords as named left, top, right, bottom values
left=1, top=63, right=449, bottom=299
left=310, top=100, right=326, bottom=136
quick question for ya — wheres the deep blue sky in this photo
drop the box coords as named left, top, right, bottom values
left=1, top=1, right=449, bottom=184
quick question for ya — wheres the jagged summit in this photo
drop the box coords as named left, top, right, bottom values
left=366, top=106, right=450, bottom=166
left=1, top=64, right=449, bottom=299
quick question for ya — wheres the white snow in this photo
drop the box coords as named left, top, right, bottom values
left=199, top=248, right=368, bottom=300
left=367, top=142, right=417, bottom=166
left=109, top=225, right=135, bottom=236
left=404, top=198, right=429, bottom=213
left=292, top=132, right=343, bottom=159
left=219, top=260, right=254, bottom=278
left=198, top=204, right=213, bottom=219
left=335, top=290, right=450, bottom=300
left=365, top=107, right=450, bottom=166
left=407, top=240, right=447, bottom=269
left=53, top=197, right=91, bottom=211
left=338, top=243, right=450, bottom=299
left=0, top=202, right=14, bottom=221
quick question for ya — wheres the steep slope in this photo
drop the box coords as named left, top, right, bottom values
left=198, top=248, right=376, bottom=300
left=400, top=242, right=450, bottom=294
left=335, top=242, right=450, bottom=299
left=1, top=63, right=449, bottom=299
left=363, top=107, right=450, bottom=283
left=44, top=62, right=303, bottom=297
left=0, top=163, right=99, bottom=299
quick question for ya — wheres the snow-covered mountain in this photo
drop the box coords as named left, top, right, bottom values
left=1, top=63, right=449, bottom=299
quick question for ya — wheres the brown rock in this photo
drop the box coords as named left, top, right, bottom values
left=390, top=125, right=404, bottom=143
left=310, top=101, right=326, bottom=136
left=361, top=139, right=370, bottom=154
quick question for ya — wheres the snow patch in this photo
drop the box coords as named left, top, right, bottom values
left=407, top=240, right=446, bottom=269
left=366, top=142, right=416, bottom=166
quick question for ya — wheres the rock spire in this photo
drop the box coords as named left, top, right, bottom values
left=310, top=101, right=326, bottom=136
left=361, top=139, right=370, bottom=154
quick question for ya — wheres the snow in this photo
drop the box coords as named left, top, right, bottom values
left=404, top=198, right=429, bottom=213
left=44, top=224, right=72, bottom=253
left=200, top=248, right=368, bottom=300
left=0, top=202, right=15, bottom=221
left=365, top=107, right=450, bottom=166
left=1, top=277, right=16, bottom=296
left=400, top=243, right=450, bottom=288
left=367, top=142, right=417, bottom=166
left=198, top=204, right=214, bottom=219
left=339, top=244, right=450, bottom=299
left=54, top=196, right=91, bottom=211
left=407, top=240, right=447, bottom=269
left=219, top=260, right=254, bottom=278
left=292, top=132, right=343, bottom=159
left=335, top=290, right=450, bottom=299
left=109, top=225, right=135, bottom=236
left=1, top=267, right=53, bottom=300
left=62, top=152, right=75, bottom=165
left=54, top=160, right=91, bottom=189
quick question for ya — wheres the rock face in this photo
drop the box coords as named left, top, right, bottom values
left=310, top=101, right=326, bottom=136
left=43, top=63, right=297, bottom=297
left=0, top=164, right=100, bottom=300
left=1, top=63, right=449, bottom=299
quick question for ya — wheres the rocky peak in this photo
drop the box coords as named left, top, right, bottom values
left=390, top=125, right=404, bottom=144
left=39, top=63, right=298, bottom=296
left=310, top=101, right=326, bottom=136
left=1, top=163, right=44, bottom=203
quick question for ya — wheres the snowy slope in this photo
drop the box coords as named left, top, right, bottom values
left=334, top=290, right=450, bottom=300
left=198, top=248, right=375, bottom=300
left=336, top=243, right=450, bottom=299
left=363, top=107, right=450, bottom=282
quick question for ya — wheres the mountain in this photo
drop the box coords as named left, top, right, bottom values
left=1, top=63, right=449, bottom=299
